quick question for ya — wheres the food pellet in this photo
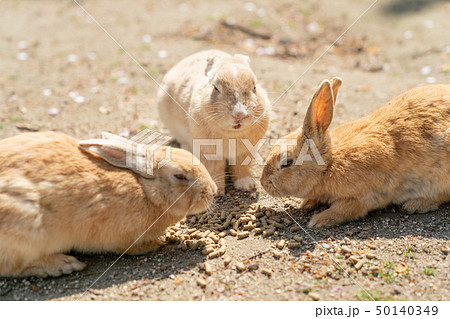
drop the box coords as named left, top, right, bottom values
left=218, top=231, right=227, bottom=238
left=355, top=259, right=365, bottom=270
left=274, top=231, right=279, bottom=237
left=237, top=231, right=250, bottom=239
left=229, top=229, right=238, bottom=236
left=293, top=235, right=303, bottom=243
left=269, top=221, right=284, bottom=229
left=290, top=226, right=302, bottom=233
left=204, top=262, right=213, bottom=275
left=263, top=228, right=275, bottom=237
left=233, top=219, right=239, bottom=231
left=282, top=218, right=292, bottom=225
left=202, top=246, right=215, bottom=255
left=277, top=239, right=286, bottom=250
left=341, top=246, right=353, bottom=254
left=253, top=228, right=262, bottom=235
left=288, top=242, right=301, bottom=249
left=260, top=217, right=268, bottom=228
left=273, top=250, right=283, bottom=259
left=243, top=222, right=254, bottom=230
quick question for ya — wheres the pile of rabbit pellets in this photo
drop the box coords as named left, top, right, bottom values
left=165, top=204, right=304, bottom=259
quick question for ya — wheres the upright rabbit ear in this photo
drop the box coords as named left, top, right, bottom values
left=78, top=139, right=129, bottom=169
left=330, top=77, right=342, bottom=104
left=101, top=132, right=128, bottom=142
left=205, top=56, right=216, bottom=77
left=303, top=80, right=334, bottom=137
left=234, top=54, right=250, bottom=67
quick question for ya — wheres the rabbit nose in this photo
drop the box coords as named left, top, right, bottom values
left=232, top=109, right=248, bottom=121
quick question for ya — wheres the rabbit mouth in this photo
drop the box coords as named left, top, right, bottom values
left=233, top=123, right=242, bottom=129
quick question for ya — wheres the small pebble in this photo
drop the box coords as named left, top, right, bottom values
left=67, top=54, right=78, bottom=63
left=42, top=89, right=52, bottom=96
left=48, top=107, right=59, bottom=116
left=223, top=257, right=232, bottom=266
left=88, top=52, right=97, bottom=60
left=261, top=268, right=272, bottom=277
left=17, top=52, right=28, bottom=61
left=309, top=292, right=320, bottom=301
left=196, top=278, right=207, bottom=288
left=420, top=66, right=431, bottom=75
left=18, top=40, right=27, bottom=50
left=142, top=34, right=153, bottom=43
left=158, top=50, right=168, bottom=59
left=236, top=262, right=246, bottom=272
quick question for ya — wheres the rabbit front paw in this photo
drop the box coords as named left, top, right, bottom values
left=233, top=176, right=255, bottom=191
left=299, top=198, right=320, bottom=210
left=21, top=254, right=86, bottom=277
left=307, top=211, right=340, bottom=229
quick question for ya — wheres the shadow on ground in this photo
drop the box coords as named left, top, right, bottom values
left=382, top=0, right=450, bottom=15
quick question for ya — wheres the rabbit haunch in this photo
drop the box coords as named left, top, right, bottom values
left=261, top=79, right=449, bottom=228
left=158, top=50, right=270, bottom=192
left=0, top=132, right=216, bottom=277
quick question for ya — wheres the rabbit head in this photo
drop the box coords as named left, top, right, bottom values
left=261, top=78, right=342, bottom=198
left=79, top=133, right=217, bottom=218
left=202, top=53, right=270, bottom=132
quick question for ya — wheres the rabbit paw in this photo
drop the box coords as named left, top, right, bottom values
left=299, top=198, right=320, bottom=210
left=233, top=177, right=255, bottom=191
left=402, top=198, right=439, bottom=214
left=307, top=211, right=339, bottom=229
left=127, top=239, right=164, bottom=255
left=21, top=254, right=86, bottom=278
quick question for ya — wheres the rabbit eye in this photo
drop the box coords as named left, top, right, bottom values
left=281, top=159, right=294, bottom=168
left=174, top=174, right=188, bottom=181
left=214, top=85, right=220, bottom=94
left=253, top=85, right=257, bottom=93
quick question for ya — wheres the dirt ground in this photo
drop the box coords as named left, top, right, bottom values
left=0, top=0, right=449, bottom=301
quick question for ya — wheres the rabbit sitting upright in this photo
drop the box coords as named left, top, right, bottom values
left=0, top=131, right=216, bottom=277
left=261, top=78, right=449, bottom=228
left=158, top=50, right=271, bottom=192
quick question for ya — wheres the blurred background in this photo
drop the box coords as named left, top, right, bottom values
left=0, top=0, right=449, bottom=142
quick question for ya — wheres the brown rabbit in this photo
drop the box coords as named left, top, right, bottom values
left=261, top=78, right=450, bottom=228
left=0, top=132, right=216, bottom=277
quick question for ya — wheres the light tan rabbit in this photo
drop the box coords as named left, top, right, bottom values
left=261, top=78, right=450, bottom=228
left=157, top=50, right=271, bottom=192
left=0, top=131, right=216, bottom=277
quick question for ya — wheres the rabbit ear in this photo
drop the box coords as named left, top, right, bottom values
left=101, top=132, right=128, bottom=142
left=205, top=56, right=216, bottom=77
left=78, top=139, right=129, bottom=169
left=330, top=77, right=342, bottom=104
left=234, top=54, right=250, bottom=67
left=303, top=80, right=334, bottom=136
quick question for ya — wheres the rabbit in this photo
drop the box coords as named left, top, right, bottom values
left=261, top=78, right=450, bottom=228
left=0, top=131, right=217, bottom=277
left=157, top=50, right=271, bottom=193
